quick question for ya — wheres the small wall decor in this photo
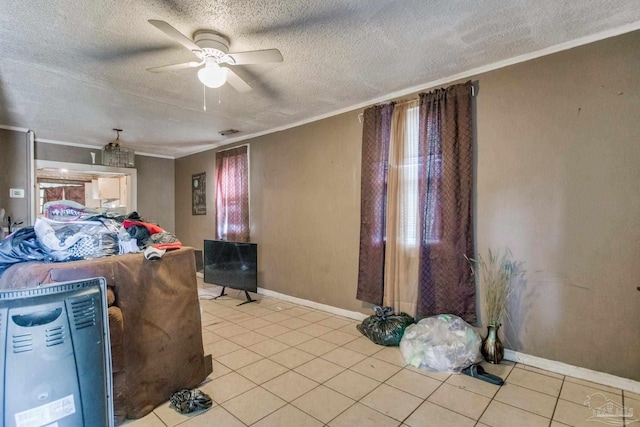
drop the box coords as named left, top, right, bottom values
left=192, top=172, right=206, bottom=215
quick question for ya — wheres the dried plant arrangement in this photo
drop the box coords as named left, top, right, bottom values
left=466, top=249, right=525, bottom=326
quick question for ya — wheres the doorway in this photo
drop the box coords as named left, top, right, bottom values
left=34, top=160, right=137, bottom=221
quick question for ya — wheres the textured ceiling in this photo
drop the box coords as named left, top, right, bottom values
left=1, top=1, right=639, bottom=158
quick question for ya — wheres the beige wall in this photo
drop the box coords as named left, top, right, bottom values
left=175, top=149, right=217, bottom=246
left=35, top=142, right=98, bottom=165
left=134, top=155, right=175, bottom=231
left=176, top=115, right=368, bottom=312
left=175, top=30, right=640, bottom=380
left=251, top=116, right=365, bottom=308
left=474, top=31, right=640, bottom=380
left=0, top=129, right=28, bottom=226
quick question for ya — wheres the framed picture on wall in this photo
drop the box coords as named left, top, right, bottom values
left=192, top=172, right=206, bottom=215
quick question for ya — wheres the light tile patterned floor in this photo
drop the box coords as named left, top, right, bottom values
left=123, top=281, right=639, bottom=427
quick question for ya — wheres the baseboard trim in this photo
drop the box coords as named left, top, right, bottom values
left=257, top=287, right=369, bottom=321
left=240, top=285, right=640, bottom=393
left=504, top=349, right=640, bottom=394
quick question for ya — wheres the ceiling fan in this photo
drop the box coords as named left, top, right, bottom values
left=146, top=20, right=283, bottom=93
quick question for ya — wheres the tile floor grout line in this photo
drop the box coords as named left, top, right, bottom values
left=485, top=367, right=569, bottom=422
left=285, top=402, right=327, bottom=427
left=224, top=405, right=250, bottom=427
left=275, top=380, right=349, bottom=426
left=351, top=377, right=388, bottom=415
left=416, top=391, right=479, bottom=424
left=503, top=366, right=565, bottom=398
left=382, top=373, right=437, bottom=400
left=491, top=394, right=558, bottom=422
left=475, top=361, right=513, bottom=424
left=255, top=376, right=322, bottom=402
left=517, top=364, right=566, bottom=382
left=622, top=389, right=626, bottom=425
left=441, top=373, right=503, bottom=400
left=473, top=383, right=494, bottom=424
left=322, top=400, right=359, bottom=426
left=563, top=376, right=626, bottom=395
left=211, top=306, right=357, bottom=334
left=276, top=352, right=395, bottom=423
left=230, top=386, right=287, bottom=427
left=496, top=379, right=561, bottom=400
left=549, top=376, right=566, bottom=426
left=398, top=377, right=448, bottom=426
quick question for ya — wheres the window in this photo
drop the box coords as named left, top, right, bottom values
left=38, top=183, right=85, bottom=214
left=215, top=145, right=250, bottom=242
left=39, top=188, right=45, bottom=214
left=357, top=82, right=475, bottom=321
left=398, top=106, right=440, bottom=247
left=401, top=105, right=420, bottom=246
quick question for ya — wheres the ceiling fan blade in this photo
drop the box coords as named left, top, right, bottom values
left=226, top=49, right=283, bottom=65
left=148, top=19, right=201, bottom=53
left=83, top=45, right=175, bottom=61
left=242, top=7, right=355, bottom=35
left=146, top=61, right=202, bottom=73
left=223, top=68, right=252, bottom=93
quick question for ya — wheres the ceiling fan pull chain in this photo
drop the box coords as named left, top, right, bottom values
left=203, top=84, right=207, bottom=112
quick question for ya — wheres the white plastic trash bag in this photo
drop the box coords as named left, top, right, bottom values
left=399, top=314, right=482, bottom=373
left=34, top=217, right=119, bottom=261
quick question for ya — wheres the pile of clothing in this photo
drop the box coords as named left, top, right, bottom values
left=0, top=202, right=181, bottom=276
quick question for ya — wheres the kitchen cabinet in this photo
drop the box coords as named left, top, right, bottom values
left=98, top=177, right=119, bottom=199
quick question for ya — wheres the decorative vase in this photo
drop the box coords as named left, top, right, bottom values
left=481, top=324, right=504, bottom=364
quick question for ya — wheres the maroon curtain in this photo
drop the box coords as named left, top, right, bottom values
left=215, top=146, right=250, bottom=242
left=417, top=82, right=475, bottom=322
left=44, top=187, right=64, bottom=204
left=356, top=104, right=394, bottom=305
left=64, top=186, right=86, bottom=205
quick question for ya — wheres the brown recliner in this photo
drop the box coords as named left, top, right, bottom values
left=0, top=247, right=208, bottom=425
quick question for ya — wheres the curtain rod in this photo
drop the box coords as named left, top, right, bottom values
left=217, top=142, right=249, bottom=153
left=357, top=84, right=476, bottom=123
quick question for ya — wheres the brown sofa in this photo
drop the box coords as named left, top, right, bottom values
left=0, top=247, right=209, bottom=425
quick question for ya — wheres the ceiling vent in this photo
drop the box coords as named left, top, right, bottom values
left=219, top=129, right=240, bottom=136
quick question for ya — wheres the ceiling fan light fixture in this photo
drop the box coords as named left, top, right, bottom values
left=147, top=20, right=282, bottom=93
left=198, top=60, right=227, bottom=88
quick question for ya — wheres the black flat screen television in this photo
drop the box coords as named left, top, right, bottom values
left=204, top=240, right=257, bottom=293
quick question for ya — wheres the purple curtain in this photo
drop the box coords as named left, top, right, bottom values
left=44, top=187, right=64, bottom=204
left=356, top=104, right=394, bottom=305
left=64, top=186, right=86, bottom=205
left=215, top=146, right=250, bottom=243
left=417, top=82, right=476, bottom=322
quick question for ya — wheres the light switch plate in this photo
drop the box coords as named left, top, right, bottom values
left=10, top=188, right=24, bottom=198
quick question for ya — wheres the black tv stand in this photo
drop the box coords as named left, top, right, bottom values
left=213, top=287, right=256, bottom=306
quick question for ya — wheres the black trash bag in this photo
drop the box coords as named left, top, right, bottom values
left=169, top=388, right=212, bottom=414
left=356, top=306, right=414, bottom=346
